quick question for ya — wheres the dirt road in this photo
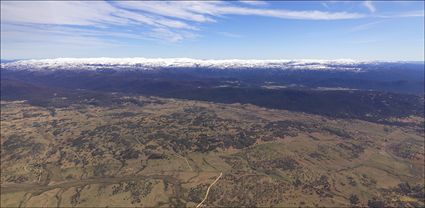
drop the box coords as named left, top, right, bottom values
left=196, top=172, right=223, bottom=208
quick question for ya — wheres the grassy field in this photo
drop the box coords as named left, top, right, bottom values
left=1, top=96, right=424, bottom=207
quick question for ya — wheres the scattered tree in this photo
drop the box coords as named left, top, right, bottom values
left=349, top=194, right=359, bottom=206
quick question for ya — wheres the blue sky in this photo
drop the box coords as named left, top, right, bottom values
left=1, top=1, right=424, bottom=60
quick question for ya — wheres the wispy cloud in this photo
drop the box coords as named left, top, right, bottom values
left=374, top=10, right=425, bottom=19
left=1, top=0, right=368, bottom=46
left=321, top=2, right=330, bottom=9
left=239, top=1, right=268, bottom=6
left=0, top=1, right=199, bottom=43
left=115, top=1, right=365, bottom=21
left=0, top=1, right=123, bottom=26
left=363, top=1, right=376, bottom=13
left=392, top=10, right=425, bottom=18
left=112, top=1, right=219, bottom=23
left=349, top=20, right=387, bottom=32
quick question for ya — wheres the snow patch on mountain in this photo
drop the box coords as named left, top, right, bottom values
left=1, top=57, right=375, bottom=71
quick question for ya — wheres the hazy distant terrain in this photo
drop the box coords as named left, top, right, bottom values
left=1, top=59, right=424, bottom=207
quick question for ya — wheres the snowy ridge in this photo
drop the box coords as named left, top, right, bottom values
left=0, top=57, right=376, bottom=71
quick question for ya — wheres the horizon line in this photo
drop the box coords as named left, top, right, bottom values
left=1, top=57, right=424, bottom=63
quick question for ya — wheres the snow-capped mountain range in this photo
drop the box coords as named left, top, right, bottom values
left=0, top=57, right=396, bottom=72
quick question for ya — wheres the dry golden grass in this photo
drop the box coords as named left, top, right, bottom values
left=1, top=96, right=423, bottom=207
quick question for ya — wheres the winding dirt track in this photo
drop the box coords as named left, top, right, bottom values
left=175, top=153, right=193, bottom=171
left=196, top=172, right=223, bottom=208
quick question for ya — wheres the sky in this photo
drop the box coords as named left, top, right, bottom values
left=1, top=1, right=424, bottom=61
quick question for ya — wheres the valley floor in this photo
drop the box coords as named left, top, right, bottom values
left=1, top=96, right=424, bottom=207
